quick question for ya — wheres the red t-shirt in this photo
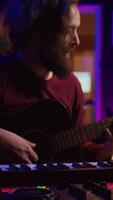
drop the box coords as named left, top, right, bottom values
left=0, top=52, right=102, bottom=161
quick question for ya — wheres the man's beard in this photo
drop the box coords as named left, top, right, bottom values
left=38, top=39, right=72, bottom=79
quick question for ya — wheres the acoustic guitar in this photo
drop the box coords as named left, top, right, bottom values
left=0, top=99, right=113, bottom=163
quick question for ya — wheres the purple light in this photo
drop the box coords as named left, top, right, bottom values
left=79, top=5, right=103, bottom=120
left=112, top=13, right=113, bottom=46
left=79, top=5, right=101, bottom=13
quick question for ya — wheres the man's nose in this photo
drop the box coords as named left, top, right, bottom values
left=73, top=31, right=80, bottom=46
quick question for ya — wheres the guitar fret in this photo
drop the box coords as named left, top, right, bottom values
left=84, top=127, right=91, bottom=141
left=86, top=125, right=94, bottom=140
left=76, top=127, right=89, bottom=143
left=78, top=128, right=86, bottom=143
left=54, top=134, right=62, bottom=152
left=66, top=131, right=75, bottom=148
left=57, top=132, right=70, bottom=151
left=65, top=130, right=71, bottom=148
left=76, top=128, right=82, bottom=144
left=53, top=116, right=113, bottom=153
left=70, top=129, right=78, bottom=146
left=59, top=131, right=75, bottom=150
left=91, top=126, right=97, bottom=140
left=79, top=132, right=85, bottom=143
left=59, top=132, right=67, bottom=151
left=102, top=122, right=107, bottom=130
left=51, top=136, right=58, bottom=153
left=64, top=131, right=72, bottom=149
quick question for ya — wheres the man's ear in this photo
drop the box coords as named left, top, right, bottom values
left=0, top=13, right=9, bottom=36
left=0, top=14, right=5, bottom=34
left=0, top=13, right=12, bottom=53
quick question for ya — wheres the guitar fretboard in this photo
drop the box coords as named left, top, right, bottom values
left=52, top=117, right=113, bottom=152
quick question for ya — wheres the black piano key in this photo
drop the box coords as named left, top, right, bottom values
left=36, top=164, right=48, bottom=170
left=82, top=162, right=96, bottom=168
left=57, top=163, right=69, bottom=169
left=107, top=160, right=113, bottom=166
left=97, top=162, right=112, bottom=167
left=8, top=164, right=19, bottom=171
left=46, top=163, right=58, bottom=169
left=19, top=164, right=31, bottom=171
left=72, top=162, right=86, bottom=168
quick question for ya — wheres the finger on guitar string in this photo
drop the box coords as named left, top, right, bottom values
left=106, top=128, right=113, bottom=140
left=26, top=140, right=37, bottom=148
left=27, top=146, right=38, bottom=162
left=22, top=154, right=32, bottom=164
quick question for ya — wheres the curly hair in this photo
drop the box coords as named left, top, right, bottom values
left=2, top=0, right=78, bottom=48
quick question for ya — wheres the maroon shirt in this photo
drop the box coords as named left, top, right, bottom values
left=0, top=52, right=83, bottom=126
left=0, top=52, right=102, bottom=161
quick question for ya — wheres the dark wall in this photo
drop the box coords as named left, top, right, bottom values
left=80, top=0, right=112, bottom=5
left=101, top=1, right=113, bottom=118
left=80, top=0, right=113, bottom=118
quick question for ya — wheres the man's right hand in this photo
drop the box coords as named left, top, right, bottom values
left=96, top=128, right=113, bottom=161
left=0, top=128, right=38, bottom=163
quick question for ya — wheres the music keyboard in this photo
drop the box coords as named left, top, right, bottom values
left=0, top=161, right=113, bottom=187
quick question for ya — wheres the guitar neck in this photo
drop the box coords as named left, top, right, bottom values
left=52, top=117, right=113, bottom=152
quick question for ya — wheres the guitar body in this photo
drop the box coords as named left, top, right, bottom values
left=0, top=100, right=73, bottom=163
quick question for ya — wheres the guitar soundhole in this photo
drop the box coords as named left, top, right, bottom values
left=23, top=130, right=54, bottom=163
